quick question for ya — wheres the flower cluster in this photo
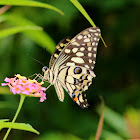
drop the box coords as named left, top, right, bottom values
left=1, top=74, right=47, bottom=102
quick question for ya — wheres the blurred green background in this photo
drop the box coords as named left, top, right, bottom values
left=0, top=0, right=140, bottom=140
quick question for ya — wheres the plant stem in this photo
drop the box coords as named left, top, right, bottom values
left=0, top=5, right=11, bottom=15
left=3, top=94, right=26, bottom=140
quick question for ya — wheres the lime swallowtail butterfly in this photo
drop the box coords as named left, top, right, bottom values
left=42, top=27, right=101, bottom=108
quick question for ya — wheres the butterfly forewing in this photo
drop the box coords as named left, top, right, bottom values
left=49, top=27, right=101, bottom=108
left=52, top=27, right=101, bottom=71
left=49, top=38, right=71, bottom=68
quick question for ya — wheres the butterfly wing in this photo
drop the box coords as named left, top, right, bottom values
left=49, top=38, right=71, bottom=68
left=54, top=80, right=65, bottom=102
left=51, top=27, right=101, bottom=108
left=51, top=27, right=101, bottom=71
left=55, top=65, right=96, bottom=108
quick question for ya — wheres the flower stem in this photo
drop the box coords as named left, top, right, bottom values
left=3, top=94, right=26, bottom=140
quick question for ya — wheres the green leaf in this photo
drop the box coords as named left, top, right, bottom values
left=70, top=0, right=107, bottom=47
left=0, top=25, right=42, bottom=39
left=0, top=119, right=9, bottom=122
left=97, top=106, right=129, bottom=138
left=102, top=130, right=124, bottom=140
left=3, top=14, right=56, bottom=54
left=0, top=120, right=39, bottom=134
left=0, top=0, right=64, bottom=15
left=70, top=0, right=96, bottom=27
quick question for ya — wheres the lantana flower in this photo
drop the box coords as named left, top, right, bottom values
left=1, top=74, right=47, bottom=102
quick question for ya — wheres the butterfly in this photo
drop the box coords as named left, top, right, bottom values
left=42, top=27, right=101, bottom=108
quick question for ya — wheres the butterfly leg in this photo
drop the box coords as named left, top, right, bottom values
left=45, top=83, right=52, bottom=91
left=28, top=73, right=49, bottom=83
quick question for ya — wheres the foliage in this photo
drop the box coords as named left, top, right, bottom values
left=0, top=119, right=39, bottom=135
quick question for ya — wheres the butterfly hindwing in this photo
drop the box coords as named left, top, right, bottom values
left=56, top=66, right=96, bottom=108
left=65, top=66, right=95, bottom=108
left=54, top=80, right=65, bottom=102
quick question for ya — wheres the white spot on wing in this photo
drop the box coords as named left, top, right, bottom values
left=77, top=35, right=83, bottom=40
left=94, top=37, right=97, bottom=41
left=66, top=62, right=75, bottom=66
left=88, top=53, right=92, bottom=57
left=87, top=34, right=91, bottom=37
left=95, top=33, right=99, bottom=36
left=84, top=86, right=88, bottom=90
left=58, top=48, right=62, bottom=51
left=88, top=47, right=92, bottom=51
left=72, top=48, right=78, bottom=53
left=89, top=59, right=92, bottom=63
left=65, top=49, right=70, bottom=53
left=76, top=52, right=84, bottom=56
left=93, top=54, right=96, bottom=58
left=85, top=65, right=89, bottom=68
left=92, top=42, right=95, bottom=46
left=71, top=57, right=84, bottom=63
left=80, top=47, right=85, bottom=51
left=79, top=94, right=84, bottom=102
left=84, top=38, right=90, bottom=42
left=89, top=29, right=96, bottom=32
left=71, top=42, right=80, bottom=46
left=54, top=54, right=58, bottom=57
left=93, top=48, right=97, bottom=51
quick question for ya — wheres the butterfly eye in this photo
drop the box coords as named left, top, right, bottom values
left=74, top=67, right=82, bottom=74
left=42, top=66, right=48, bottom=72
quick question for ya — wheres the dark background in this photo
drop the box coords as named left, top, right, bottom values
left=0, top=0, right=140, bottom=139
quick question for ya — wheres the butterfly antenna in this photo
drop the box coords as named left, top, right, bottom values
left=27, top=53, right=45, bottom=66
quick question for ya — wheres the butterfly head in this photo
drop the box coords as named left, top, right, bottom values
left=42, top=66, right=48, bottom=72
left=42, top=66, right=53, bottom=84
left=42, top=66, right=49, bottom=80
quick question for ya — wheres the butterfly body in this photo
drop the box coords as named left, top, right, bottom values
left=42, top=27, right=101, bottom=108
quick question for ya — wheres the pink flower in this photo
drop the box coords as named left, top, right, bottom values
left=34, top=91, right=47, bottom=102
left=38, top=86, right=46, bottom=93
left=40, top=92, right=46, bottom=102
left=40, top=87, right=47, bottom=91
left=1, top=83, right=9, bottom=86
left=22, top=85, right=32, bottom=95
left=11, top=85, right=23, bottom=94
left=4, top=77, right=11, bottom=82
left=1, top=74, right=47, bottom=102
left=19, top=79, right=29, bottom=85
left=30, top=83, right=38, bottom=92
